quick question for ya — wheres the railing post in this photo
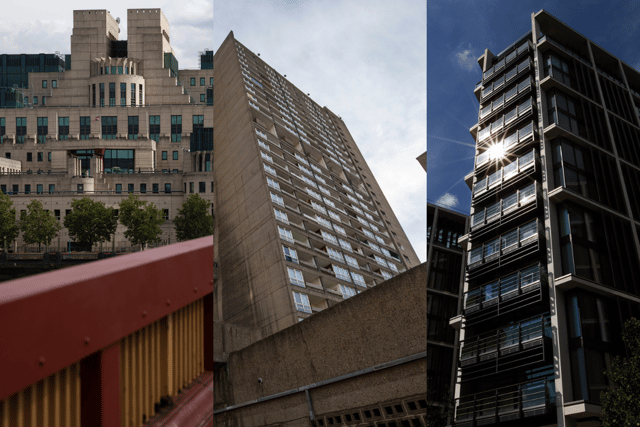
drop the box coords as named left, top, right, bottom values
left=80, top=342, right=121, bottom=427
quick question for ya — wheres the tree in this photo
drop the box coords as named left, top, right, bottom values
left=63, top=197, right=117, bottom=251
left=0, top=192, right=19, bottom=251
left=19, top=199, right=61, bottom=251
left=426, top=386, right=454, bottom=427
left=173, top=194, right=214, bottom=242
left=118, top=193, right=165, bottom=250
left=601, top=317, right=640, bottom=426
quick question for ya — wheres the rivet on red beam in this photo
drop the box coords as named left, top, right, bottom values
left=167, top=300, right=171, bottom=306
left=38, top=357, right=45, bottom=367
left=194, top=287, right=198, bottom=293
left=142, top=311, right=148, bottom=318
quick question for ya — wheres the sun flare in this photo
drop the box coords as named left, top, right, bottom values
left=488, top=142, right=505, bottom=160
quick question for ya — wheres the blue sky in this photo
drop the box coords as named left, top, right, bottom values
left=427, top=0, right=640, bottom=214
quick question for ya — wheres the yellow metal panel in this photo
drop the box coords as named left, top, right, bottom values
left=130, top=333, right=137, bottom=427
left=53, top=371, right=61, bottom=427
left=149, top=322, right=156, bottom=415
left=144, top=325, right=150, bottom=420
left=16, top=390, right=23, bottom=427
left=166, top=313, right=174, bottom=397
left=122, top=336, right=129, bottom=427
left=74, top=363, right=81, bottom=427
left=64, top=366, right=71, bottom=427
left=42, top=376, right=49, bottom=427
left=137, top=330, right=143, bottom=427
left=30, top=384, right=37, bottom=427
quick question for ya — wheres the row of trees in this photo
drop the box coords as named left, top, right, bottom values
left=0, top=192, right=214, bottom=252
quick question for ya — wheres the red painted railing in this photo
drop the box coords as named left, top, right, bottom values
left=0, top=236, right=213, bottom=426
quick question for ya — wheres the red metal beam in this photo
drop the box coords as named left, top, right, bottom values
left=0, top=236, right=213, bottom=401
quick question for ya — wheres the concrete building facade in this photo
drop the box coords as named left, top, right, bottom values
left=0, top=9, right=213, bottom=250
left=455, top=10, right=640, bottom=427
left=213, top=32, right=421, bottom=340
left=213, top=263, right=427, bottom=425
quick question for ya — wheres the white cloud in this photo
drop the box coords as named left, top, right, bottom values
left=455, top=48, right=477, bottom=72
left=437, top=193, right=459, bottom=208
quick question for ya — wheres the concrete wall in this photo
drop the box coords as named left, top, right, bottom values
left=214, top=263, right=427, bottom=426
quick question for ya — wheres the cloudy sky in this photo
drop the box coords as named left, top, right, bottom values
left=215, top=0, right=427, bottom=262
left=428, top=0, right=640, bottom=217
left=1, top=0, right=426, bottom=262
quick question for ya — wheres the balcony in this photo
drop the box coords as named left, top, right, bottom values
left=478, top=76, right=533, bottom=125
left=476, top=119, right=536, bottom=175
left=482, top=40, right=531, bottom=84
left=463, top=263, right=544, bottom=327
left=466, top=220, right=542, bottom=281
left=455, top=377, right=555, bottom=427
left=458, top=315, right=550, bottom=382
left=472, top=149, right=537, bottom=206
left=470, top=182, right=539, bottom=241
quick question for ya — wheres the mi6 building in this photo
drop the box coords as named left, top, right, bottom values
left=0, top=9, right=213, bottom=250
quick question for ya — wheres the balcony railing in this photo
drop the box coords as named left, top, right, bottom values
left=467, top=219, right=539, bottom=270
left=455, top=377, right=555, bottom=426
left=458, top=315, right=549, bottom=381
left=0, top=237, right=213, bottom=426
left=471, top=182, right=537, bottom=231
left=481, top=58, right=532, bottom=101
left=482, top=41, right=531, bottom=83
left=477, top=99, right=534, bottom=149
left=479, top=76, right=532, bottom=122
left=473, top=149, right=535, bottom=196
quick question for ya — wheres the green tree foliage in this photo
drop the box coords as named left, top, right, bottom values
left=173, top=194, right=214, bottom=242
left=0, top=192, right=19, bottom=250
left=19, top=199, right=61, bottom=251
left=426, top=387, right=454, bottom=427
left=601, top=317, right=640, bottom=426
left=63, top=197, right=117, bottom=250
left=118, top=193, right=165, bottom=249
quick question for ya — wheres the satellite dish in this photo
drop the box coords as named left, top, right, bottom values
left=116, top=17, right=121, bottom=24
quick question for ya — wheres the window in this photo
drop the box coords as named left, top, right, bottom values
left=548, top=89, right=582, bottom=136
left=173, top=151, right=178, bottom=160
left=111, top=66, right=116, bottom=75
left=101, top=117, right=117, bottom=139
left=271, top=192, right=284, bottom=207
left=351, top=272, right=366, bottom=287
left=274, top=208, right=288, bottom=223
left=140, top=183, right=147, bottom=194
left=264, top=163, right=277, bottom=176
left=37, top=152, right=43, bottom=162
left=162, top=151, right=168, bottom=160
left=189, top=182, right=194, bottom=193
left=163, top=209, right=169, bottom=220
left=333, top=265, right=351, bottom=282
left=200, top=94, right=205, bottom=102
left=118, top=66, right=123, bottom=75
left=261, top=151, right=273, bottom=163
left=109, top=82, right=116, bottom=107
left=27, top=153, right=32, bottom=162
left=193, top=115, right=204, bottom=130
left=120, top=83, right=126, bottom=106
left=52, top=80, right=57, bottom=88
left=116, top=184, right=122, bottom=194
left=42, top=80, right=47, bottom=88
left=381, top=270, right=393, bottom=280
left=345, top=254, right=359, bottom=269
left=327, top=247, right=344, bottom=263
left=131, top=83, right=136, bottom=106
left=171, top=115, right=182, bottom=142
left=165, top=183, right=171, bottom=194
left=25, top=185, right=30, bottom=195
left=317, top=216, right=332, bottom=229
left=190, top=78, right=196, bottom=86
left=128, top=116, right=139, bottom=139
left=58, top=117, right=69, bottom=140
left=321, top=230, right=338, bottom=245
left=339, top=284, right=357, bottom=299
left=328, top=210, right=341, bottom=222
left=293, top=291, right=311, bottom=313
left=80, top=116, right=91, bottom=140
left=279, top=226, right=294, bottom=243
left=283, top=246, right=299, bottom=264
left=200, top=77, right=205, bottom=86
left=128, top=184, right=134, bottom=193
left=33, top=96, right=38, bottom=105
left=0, top=118, right=4, bottom=144
left=152, top=183, right=159, bottom=193
left=267, top=177, right=280, bottom=190
left=37, top=184, right=43, bottom=194
left=199, top=182, right=206, bottom=193
left=49, top=184, right=55, bottom=194
left=12, top=185, right=18, bottom=194
left=339, top=238, right=352, bottom=252
left=16, top=118, right=26, bottom=144
left=37, top=117, right=48, bottom=144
